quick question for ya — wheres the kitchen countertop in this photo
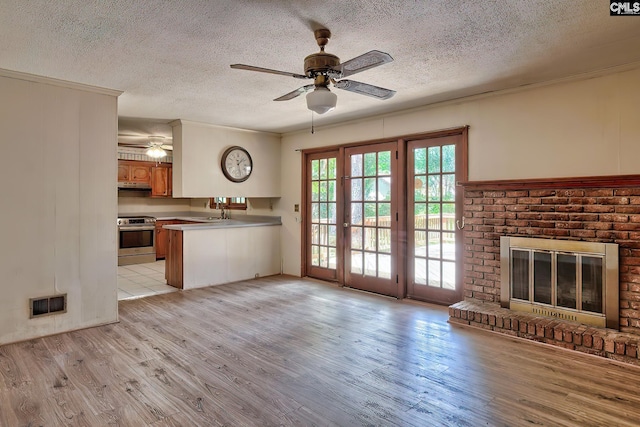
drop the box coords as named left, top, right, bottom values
left=117, top=212, right=281, bottom=230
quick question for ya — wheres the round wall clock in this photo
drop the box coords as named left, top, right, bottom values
left=221, top=146, right=253, bottom=182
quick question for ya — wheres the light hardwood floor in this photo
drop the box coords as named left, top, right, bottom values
left=2, top=276, right=640, bottom=426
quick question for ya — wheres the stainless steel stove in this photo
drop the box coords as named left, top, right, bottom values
left=117, top=215, right=157, bottom=266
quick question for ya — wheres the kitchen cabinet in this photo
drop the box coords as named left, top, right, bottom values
left=117, top=160, right=173, bottom=198
left=155, top=220, right=174, bottom=260
left=156, top=219, right=198, bottom=260
left=151, top=165, right=171, bottom=197
left=165, top=224, right=281, bottom=289
left=118, top=161, right=152, bottom=183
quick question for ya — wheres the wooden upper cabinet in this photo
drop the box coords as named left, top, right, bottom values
left=118, top=163, right=130, bottom=182
left=117, top=160, right=172, bottom=197
left=130, top=165, right=151, bottom=183
left=151, top=166, right=171, bottom=197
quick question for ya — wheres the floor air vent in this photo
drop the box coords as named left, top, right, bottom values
left=30, top=294, right=67, bottom=318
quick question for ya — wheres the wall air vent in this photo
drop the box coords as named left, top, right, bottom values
left=30, top=294, right=67, bottom=318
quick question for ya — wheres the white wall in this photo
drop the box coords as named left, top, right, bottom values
left=0, top=70, right=120, bottom=344
left=278, top=66, right=640, bottom=277
left=118, top=196, right=193, bottom=214
left=171, top=120, right=281, bottom=198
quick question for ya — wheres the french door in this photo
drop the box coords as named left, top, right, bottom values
left=303, top=128, right=466, bottom=303
left=305, top=151, right=341, bottom=282
left=406, top=135, right=464, bottom=304
left=344, top=142, right=399, bottom=297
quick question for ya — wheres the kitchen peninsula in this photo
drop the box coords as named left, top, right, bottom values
left=163, top=215, right=281, bottom=290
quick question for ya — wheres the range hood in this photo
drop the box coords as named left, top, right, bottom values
left=118, top=181, right=151, bottom=197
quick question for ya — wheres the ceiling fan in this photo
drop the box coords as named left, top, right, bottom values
left=117, top=135, right=173, bottom=151
left=118, top=135, right=173, bottom=159
left=231, top=28, right=395, bottom=114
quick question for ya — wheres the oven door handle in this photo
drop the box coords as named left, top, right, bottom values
left=118, top=225, right=156, bottom=231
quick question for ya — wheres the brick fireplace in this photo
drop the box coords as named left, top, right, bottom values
left=448, top=175, right=640, bottom=365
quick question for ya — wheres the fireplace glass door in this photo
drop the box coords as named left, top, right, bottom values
left=509, top=247, right=605, bottom=315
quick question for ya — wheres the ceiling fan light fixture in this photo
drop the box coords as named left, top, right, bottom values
left=145, top=136, right=167, bottom=159
left=306, top=86, right=337, bottom=114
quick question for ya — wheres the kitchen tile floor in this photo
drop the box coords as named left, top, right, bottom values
left=117, top=260, right=178, bottom=301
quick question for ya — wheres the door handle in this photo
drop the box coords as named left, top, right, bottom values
left=456, top=217, right=465, bottom=230
left=343, top=223, right=350, bottom=228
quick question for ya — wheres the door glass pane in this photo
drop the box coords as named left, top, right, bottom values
left=379, top=254, right=391, bottom=279
left=352, top=203, right=363, bottom=225
left=428, top=146, right=440, bottom=173
left=364, top=203, right=377, bottom=226
left=351, top=251, right=363, bottom=274
left=442, top=145, right=455, bottom=173
left=328, top=203, right=336, bottom=224
left=428, top=175, right=440, bottom=201
left=378, top=177, right=391, bottom=201
left=442, top=232, right=455, bottom=260
left=364, top=152, right=377, bottom=176
left=329, top=248, right=337, bottom=270
left=442, top=261, right=455, bottom=290
left=351, top=154, right=363, bottom=177
left=312, top=203, right=319, bottom=222
left=328, top=181, right=336, bottom=201
left=351, top=179, right=363, bottom=201
left=319, top=158, right=327, bottom=180
left=364, top=178, right=377, bottom=200
left=328, top=225, right=337, bottom=246
left=427, top=232, right=441, bottom=258
left=415, top=258, right=427, bottom=285
left=428, top=204, right=441, bottom=230
left=328, top=158, right=336, bottom=179
left=365, top=252, right=377, bottom=276
left=312, top=159, right=319, bottom=180
left=364, top=227, right=376, bottom=251
left=351, top=227, right=363, bottom=250
left=415, top=231, right=426, bottom=257
left=319, top=181, right=327, bottom=201
left=428, top=259, right=441, bottom=287
left=312, top=245, right=319, bottom=266
left=378, top=203, right=391, bottom=225
left=311, top=181, right=319, bottom=201
left=378, top=151, right=391, bottom=175
left=415, top=176, right=427, bottom=201
left=311, top=224, right=319, bottom=245
left=415, top=204, right=427, bottom=229
left=320, top=246, right=328, bottom=268
left=442, top=174, right=455, bottom=202
left=378, top=229, right=391, bottom=253
left=319, top=225, right=327, bottom=245
left=414, top=148, right=427, bottom=174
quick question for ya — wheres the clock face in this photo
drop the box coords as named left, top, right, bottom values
left=221, top=146, right=253, bottom=182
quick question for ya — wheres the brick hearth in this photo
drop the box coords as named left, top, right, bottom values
left=450, top=177, right=640, bottom=365
left=449, top=300, right=640, bottom=366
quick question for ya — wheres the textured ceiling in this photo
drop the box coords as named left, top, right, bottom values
left=2, top=1, right=640, bottom=137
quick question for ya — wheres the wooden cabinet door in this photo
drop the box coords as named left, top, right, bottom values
left=130, top=165, right=151, bottom=182
left=155, top=220, right=173, bottom=259
left=117, top=163, right=130, bottom=182
left=151, top=166, right=170, bottom=197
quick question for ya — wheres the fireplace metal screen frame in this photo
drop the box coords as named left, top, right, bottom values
left=500, top=236, right=619, bottom=330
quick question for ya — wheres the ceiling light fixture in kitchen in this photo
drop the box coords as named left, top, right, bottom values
left=146, top=136, right=167, bottom=159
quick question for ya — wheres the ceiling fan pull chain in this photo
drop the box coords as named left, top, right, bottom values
left=311, top=111, right=315, bottom=134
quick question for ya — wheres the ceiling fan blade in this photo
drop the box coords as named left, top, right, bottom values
left=333, top=50, right=393, bottom=77
left=230, top=64, right=308, bottom=80
left=274, top=84, right=315, bottom=101
left=333, top=80, right=396, bottom=100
